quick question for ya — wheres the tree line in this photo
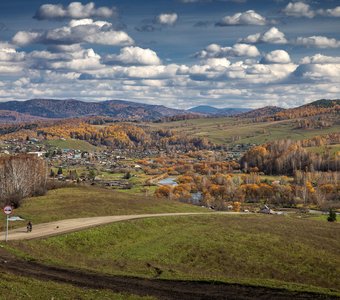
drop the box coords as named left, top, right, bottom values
left=241, top=139, right=340, bottom=175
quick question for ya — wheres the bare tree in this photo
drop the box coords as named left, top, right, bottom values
left=0, top=154, right=47, bottom=207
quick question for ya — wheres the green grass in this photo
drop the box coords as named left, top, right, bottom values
left=306, top=214, right=330, bottom=222
left=306, top=144, right=340, bottom=156
left=0, top=272, right=153, bottom=300
left=10, top=215, right=340, bottom=296
left=3, top=186, right=206, bottom=229
left=43, top=139, right=100, bottom=152
left=149, top=117, right=340, bottom=145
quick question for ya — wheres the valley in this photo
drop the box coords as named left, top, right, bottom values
left=0, top=98, right=339, bottom=299
left=1, top=0, right=340, bottom=297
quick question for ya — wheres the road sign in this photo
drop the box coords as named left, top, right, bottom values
left=3, top=206, right=13, bottom=242
left=3, top=206, right=12, bottom=215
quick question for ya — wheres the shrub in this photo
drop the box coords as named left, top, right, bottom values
left=327, top=209, right=337, bottom=222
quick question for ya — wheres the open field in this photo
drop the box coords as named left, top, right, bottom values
left=306, top=144, right=340, bottom=156
left=149, top=117, right=340, bottom=145
left=2, top=186, right=206, bottom=230
left=43, top=139, right=100, bottom=152
left=0, top=272, right=152, bottom=300
left=9, top=214, right=340, bottom=296
left=1, top=213, right=240, bottom=241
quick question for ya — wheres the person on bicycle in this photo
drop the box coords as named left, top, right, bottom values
left=27, top=221, right=32, bottom=232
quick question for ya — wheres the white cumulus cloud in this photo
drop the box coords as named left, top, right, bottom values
left=34, top=2, right=115, bottom=20
left=261, top=50, right=291, bottom=64
left=12, top=19, right=134, bottom=47
left=283, top=2, right=315, bottom=18
left=197, top=43, right=260, bottom=58
left=300, top=54, right=340, bottom=64
left=157, top=13, right=178, bottom=25
left=49, top=48, right=102, bottom=71
left=240, top=27, right=287, bottom=44
left=216, top=10, right=266, bottom=26
left=293, top=64, right=340, bottom=81
left=296, top=36, right=340, bottom=48
left=103, top=47, right=161, bottom=66
left=12, top=31, right=42, bottom=47
left=318, top=6, right=340, bottom=17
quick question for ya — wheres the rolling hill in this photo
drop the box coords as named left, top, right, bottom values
left=0, top=99, right=189, bottom=121
left=0, top=98, right=338, bottom=125
left=275, top=99, right=340, bottom=120
left=0, top=110, right=50, bottom=123
left=237, top=106, right=285, bottom=118
left=304, top=99, right=340, bottom=108
left=188, top=105, right=251, bottom=116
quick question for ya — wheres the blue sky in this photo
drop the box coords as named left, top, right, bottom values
left=0, top=0, right=339, bottom=108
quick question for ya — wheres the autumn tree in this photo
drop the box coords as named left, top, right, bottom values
left=0, top=154, right=47, bottom=207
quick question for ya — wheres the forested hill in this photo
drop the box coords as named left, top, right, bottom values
left=0, top=98, right=338, bottom=123
left=0, top=99, right=189, bottom=120
left=237, top=106, right=285, bottom=118
left=275, top=99, right=340, bottom=120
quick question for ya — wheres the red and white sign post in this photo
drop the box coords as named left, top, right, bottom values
left=3, top=206, right=12, bottom=242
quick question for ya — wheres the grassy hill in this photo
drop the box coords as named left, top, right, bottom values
left=0, top=272, right=150, bottom=300
left=151, top=117, right=340, bottom=145
left=43, top=139, right=100, bottom=152
left=9, top=214, right=340, bottom=296
left=6, top=186, right=206, bottom=228
left=306, top=144, right=340, bottom=156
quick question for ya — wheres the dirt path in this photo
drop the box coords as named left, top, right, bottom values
left=0, top=212, right=243, bottom=241
left=0, top=213, right=337, bottom=299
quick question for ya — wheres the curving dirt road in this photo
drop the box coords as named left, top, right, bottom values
left=0, top=212, right=244, bottom=241
left=0, top=212, right=338, bottom=299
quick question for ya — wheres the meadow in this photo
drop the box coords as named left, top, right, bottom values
left=0, top=272, right=153, bottom=300
left=150, top=117, right=340, bottom=145
left=306, top=144, right=340, bottom=156
left=3, top=186, right=206, bottom=229
left=43, top=139, right=100, bottom=152
left=9, top=214, right=340, bottom=296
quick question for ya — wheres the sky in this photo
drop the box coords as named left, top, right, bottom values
left=0, top=0, right=339, bottom=109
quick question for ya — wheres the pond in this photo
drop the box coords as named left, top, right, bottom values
left=158, top=177, right=178, bottom=186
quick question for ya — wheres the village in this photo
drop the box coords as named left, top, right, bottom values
left=1, top=136, right=337, bottom=218
left=0, top=137, right=254, bottom=181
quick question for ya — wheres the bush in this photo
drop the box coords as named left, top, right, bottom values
left=123, top=172, right=131, bottom=179
left=327, top=209, right=337, bottom=222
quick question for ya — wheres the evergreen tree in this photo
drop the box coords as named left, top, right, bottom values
left=327, top=209, right=337, bottom=222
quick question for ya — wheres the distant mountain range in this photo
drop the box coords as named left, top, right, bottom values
left=0, top=98, right=337, bottom=123
left=0, top=99, right=189, bottom=121
left=188, top=105, right=251, bottom=116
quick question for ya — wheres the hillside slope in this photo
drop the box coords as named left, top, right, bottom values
left=237, top=106, right=285, bottom=118
left=0, top=110, right=49, bottom=123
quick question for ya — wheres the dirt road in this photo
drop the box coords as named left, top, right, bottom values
left=0, top=212, right=243, bottom=241
left=0, top=212, right=337, bottom=299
